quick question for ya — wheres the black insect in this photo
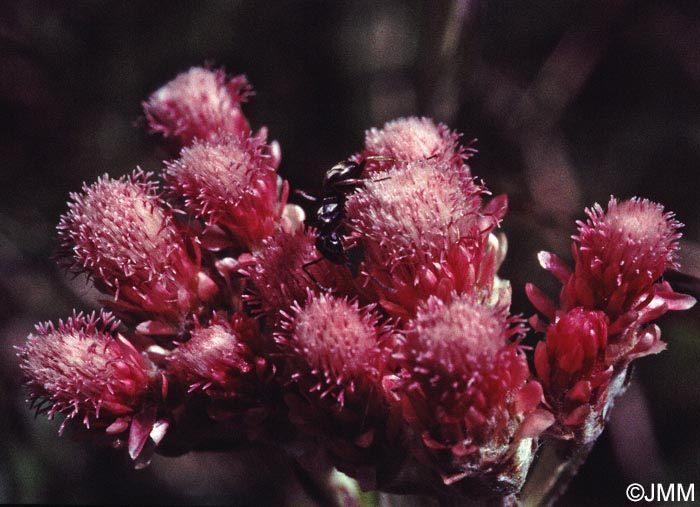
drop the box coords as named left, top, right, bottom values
left=301, top=158, right=373, bottom=282
left=318, top=160, right=371, bottom=269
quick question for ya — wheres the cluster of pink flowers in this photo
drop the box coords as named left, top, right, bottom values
left=18, top=66, right=695, bottom=503
left=527, top=198, right=696, bottom=444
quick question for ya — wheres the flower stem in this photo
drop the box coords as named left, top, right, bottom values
left=520, top=438, right=594, bottom=507
left=291, top=460, right=345, bottom=507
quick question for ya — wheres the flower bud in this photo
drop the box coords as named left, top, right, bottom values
left=345, top=159, right=506, bottom=318
left=279, top=292, right=391, bottom=403
left=167, top=316, right=262, bottom=399
left=394, top=294, right=550, bottom=488
left=277, top=292, right=398, bottom=488
left=57, top=171, right=216, bottom=331
left=18, top=311, right=154, bottom=434
left=143, top=66, right=251, bottom=147
left=530, top=197, right=695, bottom=367
left=242, top=229, right=338, bottom=324
left=361, top=117, right=472, bottom=174
left=166, top=133, right=284, bottom=250
left=534, top=307, right=612, bottom=438
left=566, top=197, right=682, bottom=318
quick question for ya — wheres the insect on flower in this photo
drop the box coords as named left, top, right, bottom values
left=300, top=156, right=393, bottom=284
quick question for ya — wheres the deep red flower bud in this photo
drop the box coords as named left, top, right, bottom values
left=535, top=307, right=613, bottom=436
left=143, top=66, right=251, bottom=147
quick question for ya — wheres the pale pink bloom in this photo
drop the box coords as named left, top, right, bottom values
left=360, top=116, right=473, bottom=174
left=167, top=316, right=262, bottom=397
left=143, top=66, right=251, bottom=147
left=242, top=229, right=341, bottom=324
left=18, top=311, right=155, bottom=435
left=392, top=293, right=551, bottom=488
left=57, top=171, right=218, bottom=333
left=165, top=133, right=285, bottom=251
left=277, top=292, right=399, bottom=489
left=568, top=197, right=682, bottom=317
left=345, top=159, right=507, bottom=319
left=278, top=292, right=392, bottom=404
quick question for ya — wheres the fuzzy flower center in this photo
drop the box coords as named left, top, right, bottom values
left=365, top=117, right=446, bottom=160
left=171, top=137, right=265, bottom=201
left=60, top=174, right=178, bottom=286
left=169, top=322, right=254, bottom=389
left=291, top=295, right=379, bottom=379
left=411, top=296, right=506, bottom=367
left=603, top=199, right=677, bottom=254
left=143, top=66, right=251, bottom=145
left=19, top=313, right=151, bottom=421
left=576, top=197, right=682, bottom=290
left=347, top=160, right=482, bottom=267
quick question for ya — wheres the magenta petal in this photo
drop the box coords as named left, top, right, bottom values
left=128, top=404, right=157, bottom=460
left=563, top=404, right=590, bottom=426
left=537, top=251, right=572, bottom=284
left=135, top=320, right=177, bottom=336
left=196, top=271, right=219, bottom=300
left=515, top=380, right=544, bottom=414
left=422, top=430, right=447, bottom=450
left=526, top=283, right=557, bottom=320
left=514, top=408, right=555, bottom=440
left=654, top=282, right=697, bottom=311
left=200, top=225, right=234, bottom=251
left=105, top=417, right=130, bottom=435
left=566, top=380, right=592, bottom=403
left=483, top=193, right=509, bottom=221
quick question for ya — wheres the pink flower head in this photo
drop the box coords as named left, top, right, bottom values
left=242, top=229, right=342, bottom=324
left=57, top=171, right=217, bottom=332
left=143, top=66, right=252, bottom=147
left=165, top=133, right=286, bottom=251
left=167, top=315, right=262, bottom=397
left=566, top=197, right=682, bottom=317
left=277, top=292, right=398, bottom=487
left=360, top=117, right=473, bottom=174
left=393, top=294, right=550, bottom=487
left=345, top=159, right=508, bottom=319
left=18, top=311, right=155, bottom=435
left=279, top=292, right=392, bottom=404
left=534, top=307, right=613, bottom=437
left=528, top=197, right=695, bottom=366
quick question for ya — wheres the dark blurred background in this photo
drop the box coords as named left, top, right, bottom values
left=1, top=1, right=699, bottom=505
